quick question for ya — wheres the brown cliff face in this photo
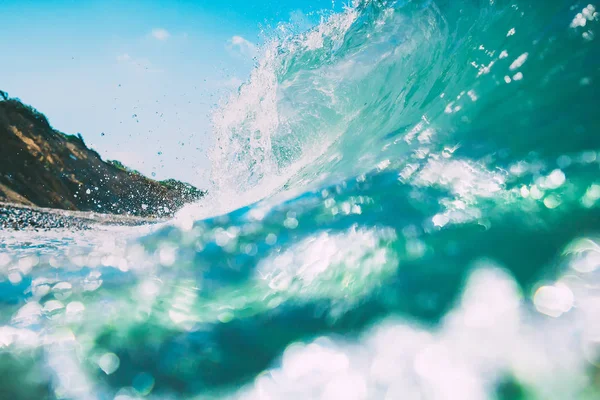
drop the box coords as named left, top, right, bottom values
left=0, top=93, right=204, bottom=217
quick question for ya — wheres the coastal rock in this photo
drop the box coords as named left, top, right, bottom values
left=0, top=94, right=205, bottom=217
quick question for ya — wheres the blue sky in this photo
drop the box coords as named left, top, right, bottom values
left=0, top=0, right=338, bottom=187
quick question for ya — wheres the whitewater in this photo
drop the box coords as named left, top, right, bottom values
left=1, top=0, right=600, bottom=398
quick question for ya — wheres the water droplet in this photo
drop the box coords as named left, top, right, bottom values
left=534, top=283, right=574, bottom=318
left=266, top=233, right=277, bottom=245
left=284, top=217, right=299, bottom=229
left=98, top=353, right=120, bottom=375
left=133, top=372, right=155, bottom=396
left=53, top=282, right=73, bottom=300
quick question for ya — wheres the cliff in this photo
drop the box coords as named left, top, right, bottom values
left=0, top=91, right=204, bottom=217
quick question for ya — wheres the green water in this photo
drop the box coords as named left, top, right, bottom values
left=1, top=0, right=600, bottom=398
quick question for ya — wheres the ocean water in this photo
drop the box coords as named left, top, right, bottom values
left=1, top=0, right=600, bottom=398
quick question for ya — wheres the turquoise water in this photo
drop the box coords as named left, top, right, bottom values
left=1, top=0, right=600, bottom=398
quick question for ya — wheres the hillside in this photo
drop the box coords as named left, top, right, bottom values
left=0, top=91, right=205, bottom=217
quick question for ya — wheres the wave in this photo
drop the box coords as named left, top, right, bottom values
left=204, top=0, right=599, bottom=214
left=1, top=0, right=600, bottom=398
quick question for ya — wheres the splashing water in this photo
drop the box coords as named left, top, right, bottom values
left=2, top=0, right=600, bottom=398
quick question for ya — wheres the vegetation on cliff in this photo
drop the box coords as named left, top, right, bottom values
left=0, top=91, right=205, bottom=217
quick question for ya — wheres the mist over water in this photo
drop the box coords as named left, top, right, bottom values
left=2, top=0, right=600, bottom=398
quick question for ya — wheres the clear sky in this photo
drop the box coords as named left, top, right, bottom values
left=0, top=0, right=338, bottom=188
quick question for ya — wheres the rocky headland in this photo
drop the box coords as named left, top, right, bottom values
left=0, top=90, right=204, bottom=223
